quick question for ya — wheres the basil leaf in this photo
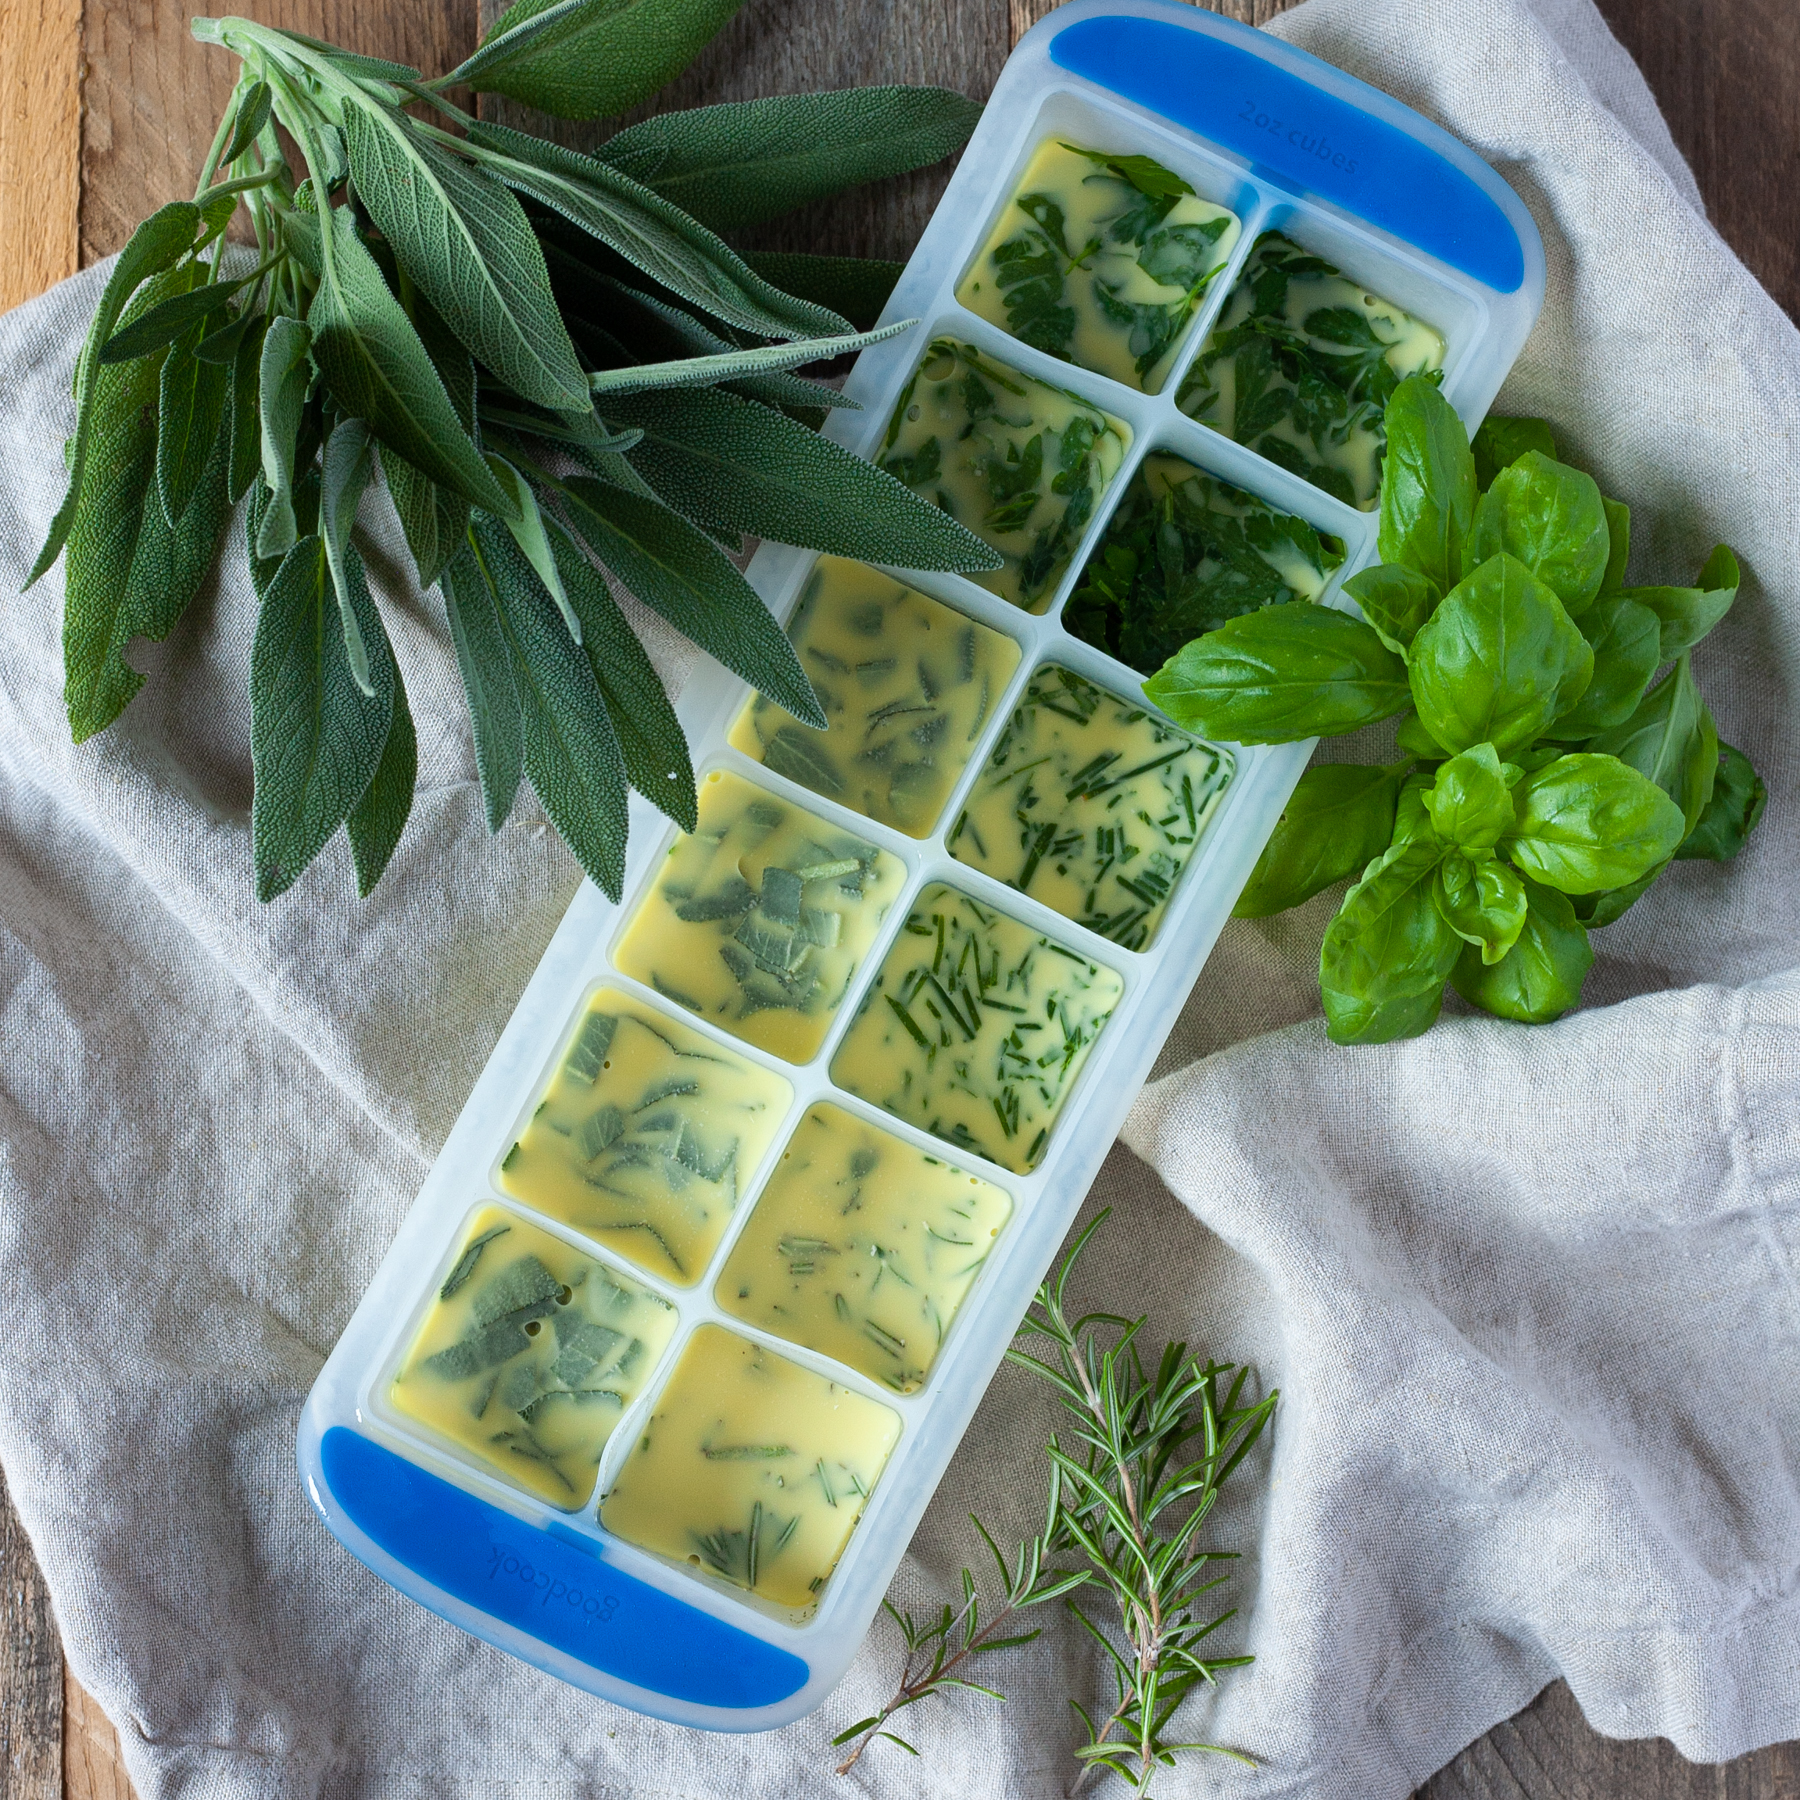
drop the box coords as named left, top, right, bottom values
left=1502, top=751, right=1687, bottom=893
left=605, top=384, right=997, bottom=573
left=558, top=472, right=823, bottom=729
left=1586, top=653, right=1717, bottom=833
left=346, top=659, right=418, bottom=897
left=441, top=543, right=525, bottom=832
left=1408, top=553, right=1592, bottom=755
left=1620, top=543, right=1739, bottom=661
left=740, top=253, right=903, bottom=333
left=1470, top=415, right=1555, bottom=490
left=320, top=416, right=380, bottom=696
left=303, top=207, right=515, bottom=517
left=1466, top=451, right=1609, bottom=617
left=1342, top=561, right=1438, bottom=655
left=1319, top=837, right=1460, bottom=1045
left=1376, top=373, right=1475, bottom=596
left=1543, top=593, right=1661, bottom=740
left=226, top=315, right=267, bottom=506
left=1423, top=743, right=1518, bottom=851
left=452, top=0, right=742, bottom=121
left=156, top=330, right=229, bottom=526
left=1393, top=710, right=1446, bottom=763
left=1144, top=603, right=1410, bottom=744
left=1571, top=864, right=1664, bottom=928
left=594, top=87, right=983, bottom=232
left=29, top=199, right=199, bottom=585
left=1599, top=497, right=1629, bottom=594
left=1675, top=742, right=1766, bottom=862
left=1391, top=769, right=1436, bottom=845
left=1451, top=876, right=1592, bottom=1023
left=1434, top=851, right=1528, bottom=964
left=255, top=315, right=313, bottom=559
left=1232, top=761, right=1406, bottom=918
left=342, top=101, right=589, bottom=414
left=250, top=535, right=395, bottom=902
left=474, top=517, right=630, bottom=899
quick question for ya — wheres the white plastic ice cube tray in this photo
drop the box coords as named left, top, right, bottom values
left=300, top=0, right=1544, bottom=1731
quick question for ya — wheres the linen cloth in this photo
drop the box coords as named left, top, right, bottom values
left=0, top=0, right=1795, bottom=1793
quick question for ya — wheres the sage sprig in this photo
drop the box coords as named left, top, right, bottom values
left=30, top=1, right=992, bottom=902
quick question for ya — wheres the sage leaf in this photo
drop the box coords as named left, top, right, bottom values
left=1408, top=554, right=1593, bottom=755
left=381, top=447, right=470, bottom=591
left=256, top=314, right=313, bottom=559
left=1599, top=497, right=1629, bottom=593
left=1470, top=415, right=1555, bottom=490
left=30, top=199, right=199, bottom=585
left=1376, top=373, right=1475, bottom=597
left=558, top=472, right=823, bottom=727
left=1674, top=743, right=1766, bottom=862
left=475, top=518, right=630, bottom=898
left=226, top=314, right=267, bottom=505
left=467, top=123, right=850, bottom=342
left=320, top=417, right=379, bottom=696
left=303, top=207, right=515, bottom=516
left=1543, top=593, right=1660, bottom=739
left=1144, top=602, right=1410, bottom=744
left=487, top=456, right=580, bottom=643
left=1232, top=761, right=1406, bottom=917
left=741, top=252, right=903, bottom=333
left=604, top=385, right=997, bottom=574
left=220, top=79, right=272, bottom=167
left=586, top=321, right=907, bottom=398
left=1423, top=743, right=1518, bottom=851
left=157, top=330, right=228, bottom=527
left=1451, top=876, right=1592, bottom=1023
left=441, top=543, right=525, bottom=831
left=347, top=659, right=418, bottom=896
left=596, top=87, right=984, bottom=232
left=342, top=101, right=590, bottom=413
left=1466, top=451, right=1610, bottom=617
left=453, top=0, right=742, bottom=121
left=1586, top=653, right=1717, bottom=833
left=250, top=535, right=395, bottom=902
left=1501, top=751, right=1687, bottom=894
left=1319, top=837, right=1460, bottom=1045
left=1434, top=851, right=1528, bottom=965
left=101, top=277, right=243, bottom=365
left=1342, top=561, right=1438, bottom=655
left=1620, top=544, right=1739, bottom=661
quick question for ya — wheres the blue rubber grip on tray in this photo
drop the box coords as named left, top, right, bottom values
left=1050, top=15, right=1525, bottom=293
left=320, top=1428, right=809, bottom=1709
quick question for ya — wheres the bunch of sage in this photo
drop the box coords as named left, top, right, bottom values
left=1149, top=377, right=1765, bottom=1044
left=27, top=0, right=993, bottom=902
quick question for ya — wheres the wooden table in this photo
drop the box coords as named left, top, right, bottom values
left=0, top=1, right=1794, bottom=1795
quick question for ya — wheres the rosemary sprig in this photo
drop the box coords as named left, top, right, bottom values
left=1009, top=1210, right=1278, bottom=1793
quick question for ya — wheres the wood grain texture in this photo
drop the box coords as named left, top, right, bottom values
left=60, top=1676, right=129, bottom=1800
left=0, top=0, right=80, bottom=311
left=0, top=1466, right=61, bottom=1800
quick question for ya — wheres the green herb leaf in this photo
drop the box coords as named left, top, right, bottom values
left=249, top=535, right=396, bottom=901
left=1674, top=742, right=1766, bottom=862
left=558, top=472, right=824, bottom=728
left=225, top=314, right=267, bottom=505
left=1408, top=553, right=1593, bottom=754
left=100, top=278, right=244, bottom=365
left=1433, top=851, right=1528, bottom=965
left=1466, top=450, right=1610, bottom=617
left=1501, top=751, right=1687, bottom=894
left=740, top=252, right=903, bottom=333
left=1451, top=875, right=1592, bottom=1023
left=1542, top=592, right=1660, bottom=740
left=605, top=384, right=998, bottom=573
left=1470, top=414, right=1555, bottom=490
left=441, top=543, right=525, bottom=831
left=1423, top=743, right=1518, bottom=851
left=347, top=658, right=418, bottom=895
left=380, top=446, right=470, bottom=591
left=596, top=87, right=983, bottom=231
left=1318, top=836, right=1460, bottom=1045
left=1376, top=373, right=1476, bottom=597
left=1586, top=653, right=1717, bottom=833
left=1232, top=761, right=1406, bottom=917
left=255, top=315, right=313, bottom=560
left=487, top=455, right=581, bottom=642
left=220, top=79, right=272, bottom=167
left=586, top=321, right=907, bottom=397
left=1620, top=543, right=1739, bottom=661
left=1570, top=864, right=1664, bottom=928
left=29, top=199, right=199, bottom=585
left=1342, top=561, right=1438, bottom=654
left=320, top=416, right=380, bottom=696
left=1144, top=602, right=1410, bottom=744
left=453, top=0, right=743, bottom=121
left=156, top=327, right=229, bottom=527
left=1598, top=497, right=1629, bottom=594
left=1394, top=710, right=1446, bottom=763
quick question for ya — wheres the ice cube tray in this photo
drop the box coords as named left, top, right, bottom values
left=299, top=0, right=1543, bottom=1731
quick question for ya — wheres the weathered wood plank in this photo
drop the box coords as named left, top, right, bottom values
left=0, top=0, right=80, bottom=311
left=0, top=1465, right=61, bottom=1800
left=60, top=1674, right=130, bottom=1800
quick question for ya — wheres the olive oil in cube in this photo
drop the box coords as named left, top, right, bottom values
left=613, top=771, right=905, bottom=1063
left=957, top=140, right=1240, bottom=393
left=879, top=339, right=1130, bottom=613
left=601, top=1325, right=900, bottom=1611
left=716, top=1104, right=1013, bottom=1392
left=948, top=666, right=1232, bottom=950
left=390, top=1207, right=677, bottom=1509
left=728, top=557, right=1021, bottom=838
left=1177, top=232, right=1446, bottom=509
left=497, top=990, right=791, bottom=1285
left=831, top=885, right=1123, bottom=1173
left=1066, top=453, right=1344, bottom=673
